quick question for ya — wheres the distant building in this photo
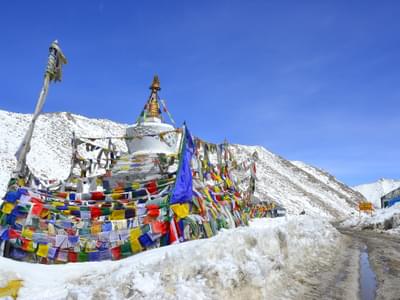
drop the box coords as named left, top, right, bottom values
left=381, top=187, right=400, bottom=208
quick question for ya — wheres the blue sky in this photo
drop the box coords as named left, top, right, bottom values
left=1, top=1, right=400, bottom=186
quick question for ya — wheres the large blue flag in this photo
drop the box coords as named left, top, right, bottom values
left=170, top=125, right=195, bottom=204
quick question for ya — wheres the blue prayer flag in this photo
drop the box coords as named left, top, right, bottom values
left=139, top=233, right=155, bottom=248
left=0, top=228, right=9, bottom=241
left=170, top=126, right=194, bottom=204
left=4, top=191, right=19, bottom=203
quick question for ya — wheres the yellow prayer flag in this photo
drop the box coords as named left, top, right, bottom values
left=130, top=239, right=143, bottom=253
left=22, top=228, right=33, bottom=240
left=91, top=223, right=102, bottom=235
left=111, top=193, right=121, bottom=200
left=110, top=209, right=125, bottom=220
left=203, top=189, right=213, bottom=203
left=1, top=202, right=15, bottom=214
left=203, top=222, right=213, bottom=238
left=131, top=182, right=141, bottom=190
left=171, top=203, right=190, bottom=219
left=37, top=244, right=49, bottom=257
left=40, top=209, right=50, bottom=219
left=130, top=227, right=143, bottom=253
left=225, top=178, right=233, bottom=187
left=130, top=227, right=141, bottom=240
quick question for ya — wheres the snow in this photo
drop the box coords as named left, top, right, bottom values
left=353, top=178, right=400, bottom=208
left=0, top=216, right=342, bottom=300
left=341, top=203, right=400, bottom=236
left=292, top=160, right=363, bottom=201
left=231, top=145, right=362, bottom=219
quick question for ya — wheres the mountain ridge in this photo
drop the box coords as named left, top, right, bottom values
left=0, top=109, right=364, bottom=219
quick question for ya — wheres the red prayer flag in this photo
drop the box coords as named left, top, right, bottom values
left=8, top=228, right=20, bottom=239
left=91, top=191, right=105, bottom=200
left=68, top=251, right=78, bottom=262
left=146, top=181, right=158, bottom=195
left=111, top=246, right=121, bottom=260
left=146, top=204, right=159, bottom=210
left=169, top=220, right=179, bottom=244
left=90, top=207, right=102, bottom=219
left=31, top=203, right=43, bottom=216
left=147, top=208, right=160, bottom=218
left=151, top=221, right=168, bottom=235
left=30, top=197, right=43, bottom=204
left=57, top=192, right=68, bottom=199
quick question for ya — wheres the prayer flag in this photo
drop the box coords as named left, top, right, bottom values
left=170, top=126, right=194, bottom=204
left=110, top=210, right=125, bottom=220
left=78, top=251, right=88, bottom=262
left=138, top=233, right=154, bottom=248
left=111, top=246, right=121, bottom=260
left=57, top=250, right=68, bottom=262
left=68, top=251, right=78, bottom=262
left=90, top=207, right=102, bottom=219
left=4, top=192, right=19, bottom=203
left=88, top=251, right=101, bottom=261
left=8, top=228, right=20, bottom=239
left=2, top=202, right=15, bottom=214
left=31, top=203, right=43, bottom=216
left=169, top=220, right=179, bottom=245
left=37, top=244, right=49, bottom=257
left=91, top=223, right=102, bottom=235
left=47, top=247, right=58, bottom=260
left=151, top=221, right=168, bottom=235
left=171, top=203, right=190, bottom=219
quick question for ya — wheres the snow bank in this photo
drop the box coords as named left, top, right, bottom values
left=0, top=216, right=342, bottom=300
left=341, top=203, right=400, bottom=236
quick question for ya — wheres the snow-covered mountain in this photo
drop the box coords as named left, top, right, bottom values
left=231, top=147, right=363, bottom=219
left=353, top=178, right=400, bottom=208
left=0, top=109, right=364, bottom=220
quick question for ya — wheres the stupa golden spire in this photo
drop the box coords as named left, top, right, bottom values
left=147, top=75, right=161, bottom=118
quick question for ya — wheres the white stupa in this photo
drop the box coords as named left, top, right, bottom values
left=126, top=75, right=181, bottom=155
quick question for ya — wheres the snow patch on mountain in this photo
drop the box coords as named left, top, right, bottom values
left=353, top=178, right=400, bottom=208
left=291, top=161, right=363, bottom=201
left=0, top=110, right=364, bottom=219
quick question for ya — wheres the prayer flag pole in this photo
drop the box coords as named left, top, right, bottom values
left=14, top=40, right=67, bottom=179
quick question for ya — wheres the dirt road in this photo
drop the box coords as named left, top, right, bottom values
left=302, top=228, right=400, bottom=300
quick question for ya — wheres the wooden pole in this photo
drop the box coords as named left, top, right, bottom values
left=13, top=40, right=66, bottom=179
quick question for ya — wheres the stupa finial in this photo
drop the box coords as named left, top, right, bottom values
left=150, top=75, right=161, bottom=91
left=147, top=75, right=161, bottom=119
